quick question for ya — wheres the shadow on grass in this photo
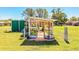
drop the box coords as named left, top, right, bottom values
left=64, top=40, right=70, bottom=44
left=4, top=30, right=12, bottom=33
left=21, top=39, right=59, bottom=46
left=4, top=30, right=21, bottom=33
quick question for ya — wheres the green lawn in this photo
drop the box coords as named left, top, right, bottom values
left=0, top=26, right=79, bottom=51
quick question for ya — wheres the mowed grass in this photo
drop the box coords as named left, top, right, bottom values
left=0, top=26, right=79, bottom=51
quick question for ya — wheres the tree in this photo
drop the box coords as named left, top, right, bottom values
left=51, top=8, right=68, bottom=25
left=77, top=17, right=79, bottom=21
left=58, top=13, right=67, bottom=23
left=35, top=8, right=43, bottom=18
left=35, top=8, right=48, bottom=18
left=43, top=9, right=48, bottom=18
left=22, top=8, right=35, bottom=17
left=70, top=16, right=78, bottom=21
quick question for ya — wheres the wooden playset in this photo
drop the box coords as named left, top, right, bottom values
left=24, top=17, right=54, bottom=41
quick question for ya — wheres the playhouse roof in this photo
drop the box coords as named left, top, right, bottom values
left=28, top=17, right=53, bottom=23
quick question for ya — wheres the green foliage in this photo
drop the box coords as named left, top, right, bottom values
left=36, top=8, right=48, bottom=18
left=78, top=17, right=79, bottom=21
left=23, top=8, right=48, bottom=18
left=51, top=8, right=68, bottom=25
left=70, top=16, right=78, bottom=21
left=23, top=8, right=70, bottom=25
left=36, top=8, right=44, bottom=18
left=0, top=19, right=11, bottom=22
left=30, top=29, right=37, bottom=36
left=22, top=8, right=35, bottom=17
left=43, top=9, right=48, bottom=18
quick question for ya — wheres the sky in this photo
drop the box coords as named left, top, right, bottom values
left=0, top=7, right=79, bottom=20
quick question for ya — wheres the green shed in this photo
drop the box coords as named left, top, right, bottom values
left=12, top=20, right=25, bottom=32
left=19, top=20, right=25, bottom=32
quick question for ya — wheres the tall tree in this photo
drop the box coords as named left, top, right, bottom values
left=51, top=8, right=68, bottom=25
left=70, top=16, right=78, bottom=21
left=35, top=8, right=48, bottom=18
left=43, top=9, right=48, bottom=18
left=22, top=8, right=35, bottom=17
left=36, top=8, right=44, bottom=18
left=77, top=17, right=79, bottom=21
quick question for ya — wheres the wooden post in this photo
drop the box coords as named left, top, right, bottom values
left=64, top=26, right=68, bottom=41
left=43, top=22, right=45, bottom=38
left=28, top=17, right=30, bottom=37
left=52, top=22, right=54, bottom=39
left=23, top=27, right=26, bottom=38
left=48, top=22, right=51, bottom=39
left=35, top=18, right=38, bottom=38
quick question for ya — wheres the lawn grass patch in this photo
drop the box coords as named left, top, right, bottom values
left=0, top=26, right=79, bottom=50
